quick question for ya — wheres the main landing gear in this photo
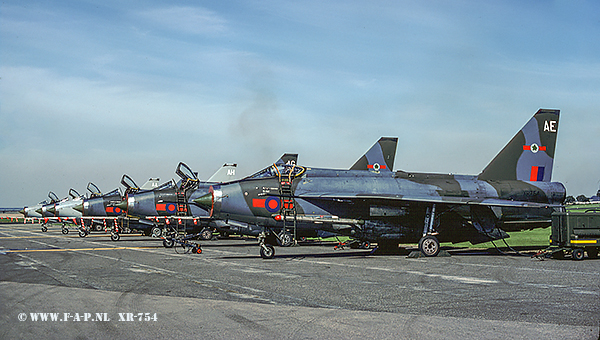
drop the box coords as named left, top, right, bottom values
left=260, top=244, right=275, bottom=259
left=419, top=204, right=441, bottom=257
left=257, top=230, right=287, bottom=259
left=418, top=235, right=440, bottom=257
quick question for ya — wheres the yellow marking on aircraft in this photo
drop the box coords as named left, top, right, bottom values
left=570, top=240, right=598, bottom=244
left=4, top=246, right=161, bottom=253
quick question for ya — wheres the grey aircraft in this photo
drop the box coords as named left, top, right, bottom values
left=109, top=160, right=291, bottom=242
left=194, top=109, right=566, bottom=258
left=19, top=191, right=60, bottom=219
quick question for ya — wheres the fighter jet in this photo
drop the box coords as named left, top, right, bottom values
left=19, top=191, right=60, bottom=219
left=126, top=140, right=397, bottom=247
left=110, top=160, right=288, bottom=242
left=72, top=177, right=170, bottom=239
left=22, top=190, right=85, bottom=233
left=71, top=182, right=126, bottom=233
left=51, top=189, right=85, bottom=218
left=194, top=109, right=566, bottom=258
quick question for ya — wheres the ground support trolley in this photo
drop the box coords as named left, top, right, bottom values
left=540, top=209, right=600, bottom=260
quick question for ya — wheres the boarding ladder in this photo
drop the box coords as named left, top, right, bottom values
left=175, top=191, right=188, bottom=235
left=278, top=165, right=297, bottom=245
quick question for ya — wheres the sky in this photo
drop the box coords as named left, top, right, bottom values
left=1, top=0, right=599, bottom=207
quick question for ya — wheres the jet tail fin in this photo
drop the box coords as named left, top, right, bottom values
left=207, top=163, right=238, bottom=183
left=478, top=109, right=560, bottom=182
left=275, top=153, right=298, bottom=166
left=350, top=137, right=398, bottom=172
left=140, top=178, right=161, bottom=190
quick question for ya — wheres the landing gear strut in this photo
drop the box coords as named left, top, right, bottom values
left=258, top=231, right=277, bottom=259
left=420, top=204, right=441, bottom=257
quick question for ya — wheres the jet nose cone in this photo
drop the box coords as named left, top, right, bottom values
left=19, top=208, right=26, bottom=216
left=73, top=203, right=84, bottom=213
left=193, top=192, right=213, bottom=210
left=113, top=200, right=128, bottom=212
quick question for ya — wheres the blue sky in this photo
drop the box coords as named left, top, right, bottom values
left=1, top=0, right=599, bottom=206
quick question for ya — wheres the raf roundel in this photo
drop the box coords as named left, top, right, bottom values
left=264, top=196, right=281, bottom=213
left=166, top=203, right=177, bottom=214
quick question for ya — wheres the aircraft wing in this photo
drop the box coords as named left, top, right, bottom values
left=296, top=193, right=561, bottom=209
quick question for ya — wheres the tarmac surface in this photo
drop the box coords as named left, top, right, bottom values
left=0, top=222, right=599, bottom=339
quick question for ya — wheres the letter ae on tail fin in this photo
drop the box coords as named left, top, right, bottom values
left=350, top=137, right=398, bottom=172
left=478, top=109, right=559, bottom=182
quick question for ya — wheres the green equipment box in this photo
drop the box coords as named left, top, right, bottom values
left=550, top=209, right=600, bottom=260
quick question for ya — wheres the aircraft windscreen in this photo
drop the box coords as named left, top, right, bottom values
left=104, top=188, right=121, bottom=197
left=156, top=181, right=175, bottom=190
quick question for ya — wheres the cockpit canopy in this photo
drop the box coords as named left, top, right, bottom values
left=176, top=162, right=198, bottom=181
left=247, top=163, right=305, bottom=180
left=121, top=174, right=140, bottom=195
left=176, top=162, right=199, bottom=191
left=48, top=191, right=59, bottom=203
left=87, top=182, right=102, bottom=198
left=69, top=189, right=82, bottom=199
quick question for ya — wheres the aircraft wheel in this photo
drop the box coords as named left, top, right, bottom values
left=41, top=226, right=48, bottom=232
left=418, top=235, right=440, bottom=257
left=260, top=244, right=275, bottom=259
left=110, top=233, right=120, bottom=242
left=278, top=232, right=293, bottom=247
left=78, top=230, right=87, bottom=238
left=199, top=228, right=213, bottom=241
left=163, top=238, right=174, bottom=248
left=572, top=248, right=584, bottom=261
left=95, top=225, right=102, bottom=231
left=360, top=241, right=371, bottom=249
left=62, top=228, right=69, bottom=235
left=151, top=227, right=162, bottom=238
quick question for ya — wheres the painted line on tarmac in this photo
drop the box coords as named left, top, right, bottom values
left=7, top=237, right=335, bottom=308
left=0, top=235, right=64, bottom=239
left=2, top=246, right=161, bottom=253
